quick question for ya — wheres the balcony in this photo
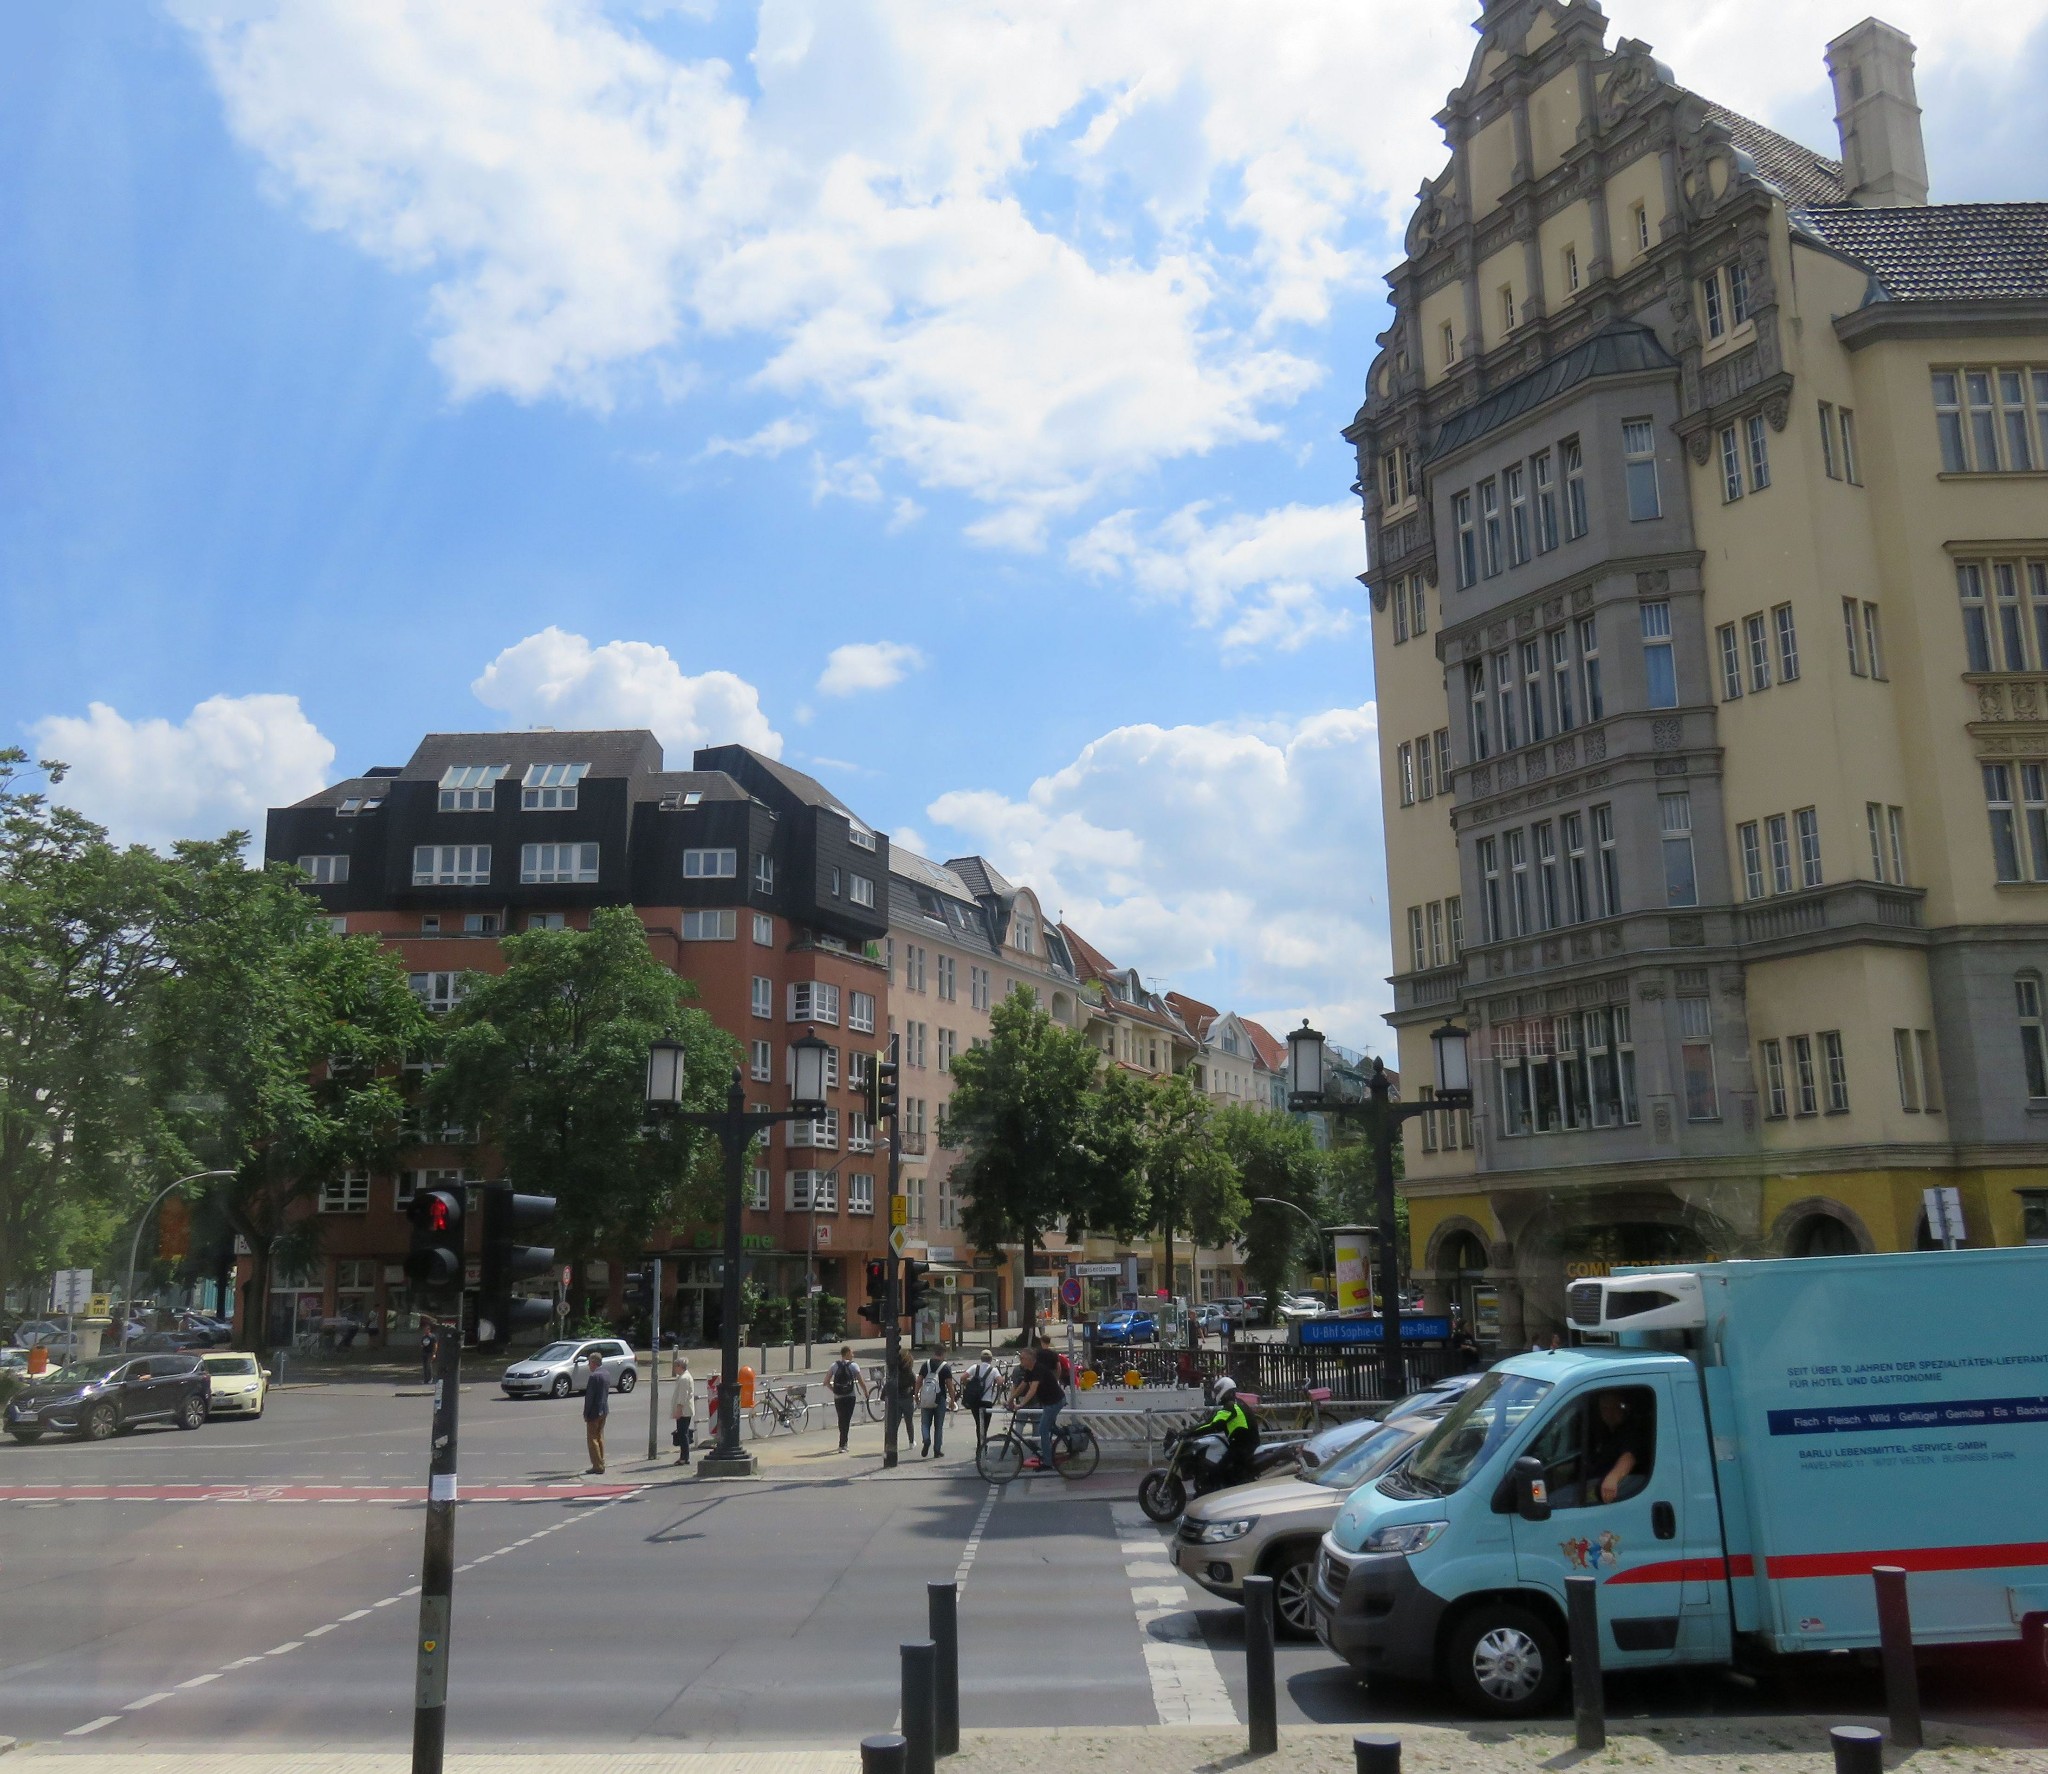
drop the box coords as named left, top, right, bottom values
left=1965, top=673, right=2048, bottom=733
left=894, top=1131, right=929, bottom=1156
left=1737, top=880, right=1926, bottom=954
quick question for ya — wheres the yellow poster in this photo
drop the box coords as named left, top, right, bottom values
left=1331, top=1225, right=1373, bottom=1313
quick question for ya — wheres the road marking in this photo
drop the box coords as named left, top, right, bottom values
left=339, top=1609, right=370, bottom=1621
left=66, top=1716, right=121, bottom=1736
left=222, top=1655, right=265, bottom=1668
left=303, top=1623, right=337, bottom=1637
left=175, top=1673, right=222, bottom=1689
left=952, top=1484, right=1000, bottom=1593
left=264, top=1641, right=302, bottom=1656
left=1109, top=1502, right=1237, bottom=1728
left=123, top=1692, right=173, bottom=1711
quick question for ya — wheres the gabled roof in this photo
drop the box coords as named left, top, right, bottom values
left=1057, top=922, right=1118, bottom=983
left=946, top=856, right=1016, bottom=900
left=1165, top=992, right=1220, bottom=1040
left=1701, top=103, right=1843, bottom=208
left=1795, top=203, right=2048, bottom=303
left=1239, top=1018, right=1288, bottom=1074
left=693, top=746, right=856, bottom=819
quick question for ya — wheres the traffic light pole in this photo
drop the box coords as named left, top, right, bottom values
left=412, top=1318, right=460, bottom=1774
left=882, top=1107, right=902, bottom=1470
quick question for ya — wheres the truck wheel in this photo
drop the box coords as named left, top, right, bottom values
left=1267, top=1544, right=1322, bottom=1640
left=1137, top=1469, right=1186, bottom=1523
left=1444, top=1602, right=1564, bottom=1718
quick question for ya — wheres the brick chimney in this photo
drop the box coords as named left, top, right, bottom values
left=1825, top=18, right=1929, bottom=207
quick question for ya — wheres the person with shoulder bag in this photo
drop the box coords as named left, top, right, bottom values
left=826, top=1345, right=868, bottom=1452
left=960, top=1351, right=998, bottom=1449
left=917, top=1354, right=954, bottom=1458
left=670, top=1355, right=695, bottom=1466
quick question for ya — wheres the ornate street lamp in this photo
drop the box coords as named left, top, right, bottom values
left=1431, top=1019, right=1472, bottom=1097
left=788, top=1030, right=831, bottom=1116
left=644, top=1039, right=688, bottom=1110
left=1286, top=1019, right=1327, bottom=1104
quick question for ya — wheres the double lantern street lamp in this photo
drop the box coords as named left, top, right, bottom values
left=644, top=1030, right=830, bottom=1478
left=1285, top=1017, right=1472, bottom=1391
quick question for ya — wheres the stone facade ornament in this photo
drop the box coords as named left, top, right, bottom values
left=1687, top=428, right=1715, bottom=465
left=1652, top=718, right=1683, bottom=750
left=1764, top=392, right=1790, bottom=431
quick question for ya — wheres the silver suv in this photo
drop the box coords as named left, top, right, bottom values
left=501, top=1338, right=636, bottom=1400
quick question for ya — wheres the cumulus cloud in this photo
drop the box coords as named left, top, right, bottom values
left=470, top=627, right=782, bottom=759
left=31, top=693, right=335, bottom=851
left=926, top=704, right=1389, bottom=1046
left=1071, top=499, right=1361, bottom=654
left=816, top=640, right=926, bottom=697
left=698, top=415, right=814, bottom=459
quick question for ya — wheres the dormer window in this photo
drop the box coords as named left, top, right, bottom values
left=847, top=822, right=877, bottom=852
left=684, top=791, right=702, bottom=807
left=440, top=764, right=506, bottom=811
left=522, top=763, right=588, bottom=810
left=338, top=798, right=362, bottom=817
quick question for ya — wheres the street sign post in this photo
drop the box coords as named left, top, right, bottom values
left=1067, top=1262, right=1124, bottom=1278
left=890, top=1195, right=908, bottom=1226
left=889, top=1224, right=908, bottom=1257
left=1922, top=1186, right=1966, bottom=1249
left=1059, top=1278, right=1082, bottom=1308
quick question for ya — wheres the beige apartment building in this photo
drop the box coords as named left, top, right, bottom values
left=1351, top=0, right=2048, bottom=1344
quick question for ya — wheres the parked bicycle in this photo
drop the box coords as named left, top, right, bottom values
left=748, top=1378, right=811, bottom=1438
left=975, top=1406, right=1099, bottom=1481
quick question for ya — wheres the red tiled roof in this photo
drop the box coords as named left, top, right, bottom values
left=1239, top=1018, right=1287, bottom=1073
left=1165, top=992, right=1219, bottom=1038
left=1057, top=922, right=1119, bottom=983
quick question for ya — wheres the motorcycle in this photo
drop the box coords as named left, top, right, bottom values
left=1137, top=1423, right=1292, bottom=1522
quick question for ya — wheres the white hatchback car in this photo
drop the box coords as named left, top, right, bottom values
left=200, top=1352, right=270, bottom=1418
left=501, top=1338, right=637, bottom=1400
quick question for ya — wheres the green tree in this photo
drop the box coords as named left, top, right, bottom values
left=1138, top=1071, right=1244, bottom=1303
left=1213, top=1104, right=1329, bottom=1299
left=428, top=907, right=741, bottom=1267
left=947, top=989, right=1146, bottom=1331
left=149, top=841, right=430, bottom=1357
left=0, top=752, right=168, bottom=1296
left=1327, top=1120, right=1411, bottom=1287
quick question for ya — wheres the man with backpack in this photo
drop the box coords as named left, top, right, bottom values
left=917, top=1354, right=954, bottom=1458
left=826, top=1345, right=869, bottom=1452
left=959, top=1351, right=998, bottom=1450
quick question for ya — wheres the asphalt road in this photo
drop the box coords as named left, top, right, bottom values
left=2, top=1378, right=2041, bottom=1754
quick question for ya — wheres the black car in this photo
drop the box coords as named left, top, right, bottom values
left=5, top=1353, right=211, bottom=1442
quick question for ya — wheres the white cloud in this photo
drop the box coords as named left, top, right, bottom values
left=816, top=640, right=926, bottom=697
left=698, top=415, right=813, bottom=459
left=31, top=693, right=335, bottom=851
left=470, top=627, right=781, bottom=759
left=1071, top=499, right=1361, bottom=654
left=926, top=703, right=1390, bottom=1046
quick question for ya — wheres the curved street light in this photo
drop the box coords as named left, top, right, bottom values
left=1249, top=1195, right=1334, bottom=1297
left=123, top=1169, right=237, bottom=1337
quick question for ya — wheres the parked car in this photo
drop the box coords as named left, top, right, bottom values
left=5, top=1353, right=211, bottom=1442
left=177, top=1314, right=235, bottom=1345
left=1093, top=1310, right=1159, bottom=1345
left=500, top=1338, right=636, bottom=1400
left=10, top=1321, right=90, bottom=1359
left=200, top=1351, right=270, bottom=1418
left=1275, top=1292, right=1330, bottom=1323
left=1189, top=1305, right=1231, bottom=1338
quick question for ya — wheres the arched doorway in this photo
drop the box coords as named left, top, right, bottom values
left=1515, top=1197, right=1732, bottom=1345
left=1439, top=1231, right=1490, bottom=1334
left=1787, top=1214, right=1859, bottom=1258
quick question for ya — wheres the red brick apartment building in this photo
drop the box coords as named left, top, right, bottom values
left=250, top=730, right=892, bottom=1348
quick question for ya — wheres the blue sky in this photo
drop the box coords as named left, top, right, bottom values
left=5, top=1, right=2044, bottom=1048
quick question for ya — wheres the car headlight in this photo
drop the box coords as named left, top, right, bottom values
left=1192, top=1517, right=1257, bottom=1544
left=1362, top=1520, right=1448, bottom=1556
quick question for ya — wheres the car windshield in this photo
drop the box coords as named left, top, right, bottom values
left=1296, top=1415, right=1378, bottom=1468
left=1395, top=1372, right=1552, bottom=1497
left=530, top=1343, right=578, bottom=1362
left=51, top=1356, right=128, bottom=1383
left=202, top=1355, right=259, bottom=1375
left=1313, top=1420, right=1426, bottom=1490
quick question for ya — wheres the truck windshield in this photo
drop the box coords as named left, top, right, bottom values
left=1391, top=1371, right=1551, bottom=1497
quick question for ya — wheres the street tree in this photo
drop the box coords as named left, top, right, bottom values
left=1213, top=1104, right=1329, bottom=1300
left=427, top=907, right=741, bottom=1282
left=1137, top=1071, right=1244, bottom=1308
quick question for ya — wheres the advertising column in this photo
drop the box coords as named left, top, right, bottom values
left=1328, top=1226, right=1374, bottom=1314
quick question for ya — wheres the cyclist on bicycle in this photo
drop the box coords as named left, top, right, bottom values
left=1012, top=1345, right=1063, bottom=1470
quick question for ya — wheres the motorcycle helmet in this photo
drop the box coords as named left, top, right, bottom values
left=1209, top=1375, right=1238, bottom=1405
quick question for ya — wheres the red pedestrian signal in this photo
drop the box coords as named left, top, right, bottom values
left=405, top=1187, right=467, bottom=1292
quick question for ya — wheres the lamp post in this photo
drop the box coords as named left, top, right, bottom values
left=124, top=1170, right=236, bottom=1341
left=646, top=1031, right=830, bottom=1478
left=1287, top=1018, right=1472, bottom=1393
left=1248, top=1196, right=1333, bottom=1299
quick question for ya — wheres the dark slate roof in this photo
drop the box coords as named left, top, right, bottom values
left=629, top=770, right=749, bottom=806
left=946, top=855, right=1015, bottom=900
left=288, top=775, right=391, bottom=812
left=1425, top=322, right=1678, bottom=464
left=1702, top=103, right=1844, bottom=207
left=1794, top=203, right=2048, bottom=302
left=399, top=729, right=662, bottom=782
left=692, top=745, right=857, bottom=819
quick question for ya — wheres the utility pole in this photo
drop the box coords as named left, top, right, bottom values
left=645, top=1255, right=662, bottom=1462
left=883, top=1082, right=903, bottom=1470
left=412, top=1321, right=459, bottom=1774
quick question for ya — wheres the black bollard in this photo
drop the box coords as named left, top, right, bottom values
left=1565, top=1574, right=1605, bottom=1751
left=1244, top=1573, right=1278, bottom=1757
left=862, top=1733, right=908, bottom=1774
left=928, top=1580, right=959, bottom=1757
left=1355, top=1733, right=1402, bottom=1774
left=1872, top=1565, right=1922, bottom=1750
left=1830, top=1725, right=1885, bottom=1774
left=901, top=1639, right=937, bottom=1774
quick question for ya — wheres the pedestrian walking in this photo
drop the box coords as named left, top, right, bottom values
left=827, top=1345, right=868, bottom=1451
left=582, top=1350, right=610, bottom=1475
left=889, top=1348, right=919, bottom=1450
left=670, top=1356, right=695, bottom=1466
left=918, top=1354, right=954, bottom=1458
left=960, top=1350, right=998, bottom=1449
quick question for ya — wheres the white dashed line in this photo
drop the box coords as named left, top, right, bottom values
left=339, top=1609, right=370, bottom=1621
left=222, top=1655, right=265, bottom=1669
left=123, top=1693, right=173, bottom=1711
left=264, top=1641, right=302, bottom=1656
left=176, top=1673, right=222, bottom=1690
left=952, top=1484, right=1001, bottom=1593
left=372, top=1597, right=398, bottom=1608
left=1110, top=1502, right=1238, bottom=1728
left=67, top=1716, right=121, bottom=1737
left=303, top=1623, right=337, bottom=1638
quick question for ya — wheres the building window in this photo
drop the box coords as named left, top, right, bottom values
left=789, top=981, right=840, bottom=1025
left=1479, top=478, right=1504, bottom=577
left=1562, top=812, right=1588, bottom=923
left=1435, top=728, right=1453, bottom=795
left=1746, top=413, right=1772, bottom=490
left=1623, top=419, right=1661, bottom=520
left=1427, top=900, right=1446, bottom=967
left=1866, top=803, right=1890, bottom=882
left=905, top=944, right=927, bottom=992
left=1446, top=894, right=1463, bottom=958
left=1392, top=575, right=1409, bottom=643
left=1497, top=1007, right=1637, bottom=1134
left=1819, top=401, right=1839, bottom=478
left=1494, top=650, right=1520, bottom=751
left=1407, top=907, right=1425, bottom=972
left=526, top=912, right=565, bottom=931
left=1988, top=761, right=2048, bottom=881
left=1886, top=804, right=1908, bottom=883
left=2019, top=974, right=2048, bottom=1099
left=938, top=1028, right=957, bottom=1072
left=753, top=912, right=774, bottom=946
left=1563, top=243, right=1580, bottom=294
left=438, top=764, right=505, bottom=811
left=1820, top=1031, right=1850, bottom=1112
left=1467, top=661, right=1490, bottom=761
left=1794, top=807, right=1823, bottom=888
left=1767, top=813, right=1794, bottom=894
left=1893, top=1027, right=1940, bottom=1113
left=1631, top=201, right=1650, bottom=254
left=413, top=845, right=490, bottom=886
left=319, top=1173, right=369, bottom=1214
left=788, top=1168, right=837, bottom=1209
left=1533, top=450, right=1558, bottom=553
left=521, top=762, right=588, bottom=810
left=751, top=853, right=774, bottom=894
left=849, top=873, right=875, bottom=908
left=847, top=823, right=877, bottom=852
left=1760, top=1039, right=1788, bottom=1118
left=970, top=966, right=990, bottom=1011
left=681, top=909, right=736, bottom=940
left=1744, top=612, right=1771, bottom=692
left=1701, top=273, right=1725, bottom=340
left=1719, top=426, right=1743, bottom=503
left=1535, top=820, right=1560, bottom=929
left=751, top=976, right=773, bottom=1018
left=1397, top=741, right=1415, bottom=807
left=746, top=1167, right=769, bottom=1211
left=1453, top=492, right=1476, bottom=589
left=1382, top=451, right=1402, bottom=509
left=1578, top=614, right=1603, bottom=719
left=1545, top=630, right=1575, bottom=733
left=750, top=1039, right=772, bottom=1083
left=1729, top=259, right=1751, bottom=323
left=1738, top=822, right=1764, bottom=899
left=1521, top=639, right=1547, bottom=744
left=1506, top=828, right=1531, bottom=937
left=1641, top=600, right=1677, bottom=708
left=408, top=971, right=463, bottom=1014
left=462, top=912, right=498, bottom=935
left=297, top=853, right=350, bottom=885
left=1932, top=367, right=2048, bottom=473
left=522, top=841, right=598, bottom=884
left=1863, top=602, right=1886, bottom=678
left=1500, top=284, right=1518, bottom=334
left=1505, top=463, right=1530, bottom=565
left=1562, top=438, right=1588, bottom=539
left=1790, top=1033, right=1819, bottom=1115
left=1593, top=804, right=1620, bottom=916
left=1840, top=409, right=1861, bottom=484
left=789, top=1107, right=840, bottom=1154
left=1478, top=837, right=1503, bottom=943
left=847, top=1173, right=875, bottom=1216
left=1660, top=792, right=1698, bottom=907
left=936, top=955, right=957, bottom=1000
left=1410, top=577, right=1428, bottom=638
left=1679, top=996, right=1718, bottom=1121
left=1773, top=603, right=1800, bottom=682
left=684, top=848, right=736, bottom=879
left=1718, top=623, right=1743, bottom=700
left=1843, top=599, right=1864, bottom=675
left=1442, top=321, right=1457, bottom=368
left=1417, top=733, right=1435, bottom=801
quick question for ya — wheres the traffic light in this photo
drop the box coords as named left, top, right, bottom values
left=860, top=1258, right=890, bottom=1327
left=874, top=1036, right=900, bottom=1122
left=405, top=1186, right=466, bottom=1295
left=476, top=1184, right=556, bottom=1349
left=903, top=1259, right=932, bottom=1316
left=623, top=1270, right=652, bottom=1313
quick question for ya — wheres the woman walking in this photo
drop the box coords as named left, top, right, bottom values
left=670, top=1355, right=696, bottom=1466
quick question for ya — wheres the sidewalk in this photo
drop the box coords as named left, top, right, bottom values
left=9, top=1718, right=2045, bottom=1773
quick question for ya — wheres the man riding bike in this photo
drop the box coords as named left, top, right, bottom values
left=1186, top=1376, right=1260, bottom=1489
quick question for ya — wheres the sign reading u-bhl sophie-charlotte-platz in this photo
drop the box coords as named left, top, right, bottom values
left=1299, top=1316, right=1453, bottom=1346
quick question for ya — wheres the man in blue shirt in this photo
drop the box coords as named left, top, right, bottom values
left=582, top=1351, right=609, bottom=1475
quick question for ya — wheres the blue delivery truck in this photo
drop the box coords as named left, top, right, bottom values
left=1312, top=1248, right=2048, bottom=1716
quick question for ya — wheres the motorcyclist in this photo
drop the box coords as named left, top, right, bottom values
left=1187, top=1376, right=1259, bottom=1488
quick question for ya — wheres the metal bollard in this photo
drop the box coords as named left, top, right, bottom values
left=1872, top=1565, right=1922, bottom=1750
left=1830, top=1725, right=1885, bottom=1774
left=1355, top=1733, right=1402, bottom=1774
left=1565, top=1574, right=1605, bottom=1752
left=1244, top=1573, right=1278, bottom=1757
left=928, top=1581, right=959, bottom=1757
left=862, top=1733, right=908, bottom=1774
left=901, top=1639, right=937, bottom=1774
